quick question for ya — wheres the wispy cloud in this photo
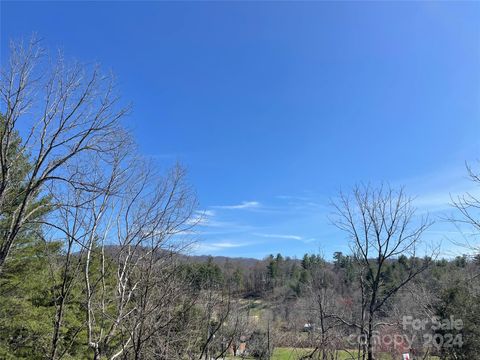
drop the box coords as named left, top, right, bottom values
left=213, top=201, right=261, bottom=210
left=187, top=214, right=208, bottom=227
left=393, top=165, right=478, bottom=215
left=254, top=233, right=303, bottom=240
left=303, top=237, right=319, bottom=243
left=186, top=210, right=251, bottom=235
left=413, top=186, right=480, bottom=214
left=201, top=210, right=216, bottom=217
left=210, top=241, right=248, bottom=248
left=192, top=240, right=251, bottom=253
left=413, top=194, right=451, bottom=214
left=275, top=194, right=327, bottom=212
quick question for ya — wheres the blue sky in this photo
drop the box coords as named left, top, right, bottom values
left=2, top=1, right=479, bottom=259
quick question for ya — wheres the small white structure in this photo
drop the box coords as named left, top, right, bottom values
left=303, top=323, right=314, bottom=332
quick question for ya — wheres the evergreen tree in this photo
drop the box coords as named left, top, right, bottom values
left=0, top=114, right=65, bottom=358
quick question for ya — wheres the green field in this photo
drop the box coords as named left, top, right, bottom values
left=272, top=347, right=345, bottom=359
left=272, top=348, right=375, bottom=360
left=228, top=347, right=439, bottom=360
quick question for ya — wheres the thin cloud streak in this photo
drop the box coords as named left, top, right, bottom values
left=254, top=233, right=303, bottom=240
left=192, top=240, right=252, bottom=253
left=213, top=201, right=261, bottom=210
left=413, top=186, right=480, bottom=214
left=211, top=241, right=249, bottom=248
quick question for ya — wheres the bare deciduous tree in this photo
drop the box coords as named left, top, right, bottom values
left=1, top=37, right=202, bottom=360
left=300, top=263, right=344, bottom=360
left=332, top=184, right=433, bottom=360
left=450, top=163, right=480, bottom=257
left=44, top=154, right=197, bottom=360
left=0, top=37, right=129, bottom=271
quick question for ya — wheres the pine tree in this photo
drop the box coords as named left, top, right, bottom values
left=0, top=114, right=65, bottom=358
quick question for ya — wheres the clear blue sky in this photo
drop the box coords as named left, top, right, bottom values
left=2, top=1, right=479, bottom=258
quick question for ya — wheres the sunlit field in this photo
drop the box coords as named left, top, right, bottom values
left=228, top=348, right=440, bottom=360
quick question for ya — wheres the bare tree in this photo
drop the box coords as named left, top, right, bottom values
left=118, top=165, right=197, bottom=360
left=450, top=163, right=480, bottom=256
left=43, top=153, right=197, bottom=360
left=76, top=162, right=196, bottom=360
left=40, top=127, right=131, bottom=359
left=0, top=37, right=129, bottom=271
left=0, top=37, right=202, bottom=360
left=300, top=263, right=343, bottom=360
left=332, top=184, right=433, bottom=360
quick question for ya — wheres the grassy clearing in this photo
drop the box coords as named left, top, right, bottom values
left=272, top=348, right=363, bottom=360
left=228, top=347, right=439, bottom=360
